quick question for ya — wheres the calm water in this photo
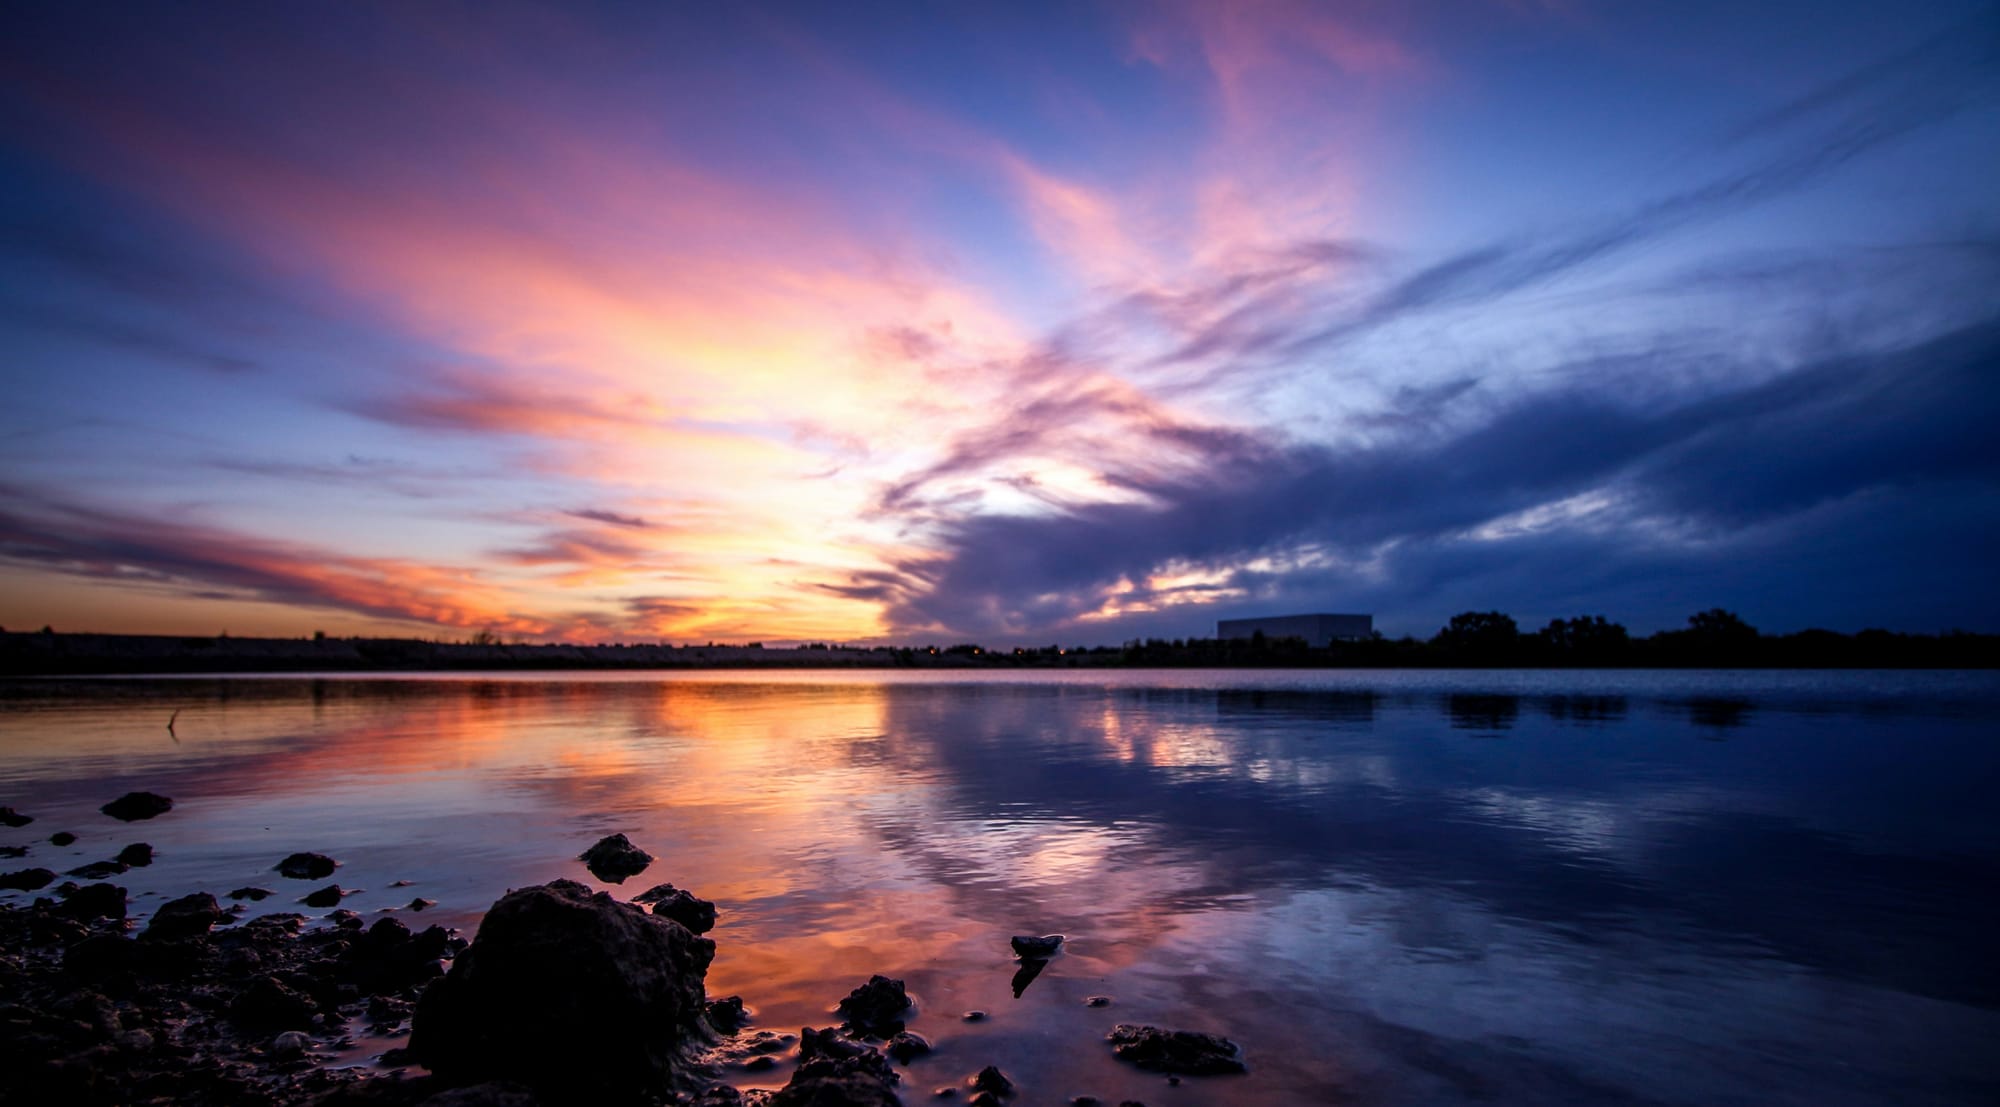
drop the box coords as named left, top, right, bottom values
left=2, top=669, right=1997, bottom=1105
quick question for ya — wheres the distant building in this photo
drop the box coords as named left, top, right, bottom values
left=1218, top=613, right=1373, bottom=647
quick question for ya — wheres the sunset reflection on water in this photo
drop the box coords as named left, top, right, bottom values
left=3, top=670, right=1998, bottom=1106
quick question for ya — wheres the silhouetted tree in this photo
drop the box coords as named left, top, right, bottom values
left=1536, top=615, right=1630, bottom=663
left=1433, top=611, right=1520, bottom=662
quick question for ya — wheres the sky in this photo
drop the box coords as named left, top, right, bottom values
left=1, top=0, right=1996, bottom=646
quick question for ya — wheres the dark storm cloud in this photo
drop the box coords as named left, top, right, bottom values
left=864, top=317, right=2000, bottom=637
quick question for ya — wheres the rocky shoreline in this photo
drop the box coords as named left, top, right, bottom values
left=2, top=809, right=1246, bottom=1107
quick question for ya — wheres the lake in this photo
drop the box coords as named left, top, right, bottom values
left=2, top=669, right=1997, bottom=1105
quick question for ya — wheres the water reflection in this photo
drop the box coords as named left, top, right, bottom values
left=2, top=673, right=1998, bottom=1106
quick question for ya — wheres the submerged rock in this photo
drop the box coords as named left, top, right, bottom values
left=50, top=831, right=77, bottom=846
left=230, top=886, right=275, bottom=901
left=276, top=851, right=339, bottom=880
left=0, top=805, right=33, bottom=827
left=0, top=844, right=26, bottom=858
left=101, top=791, right=173, bottom=821
left=1104, top=1024, right=1246, bottom=1075
left=0, top=867, right=55, bottom=891
left=836, top=974, right=911, bottom=1037
left=631, top=882, right=717, bottom=933
left=1009, top=934, right=1063, bottom=958
left=409, top=878, right=714, bottom=1101
left=579, top=834, right=654, bottom=883
left=115, top=842, right=155, bottom=867
left=67, top=859, right=129, bottom=879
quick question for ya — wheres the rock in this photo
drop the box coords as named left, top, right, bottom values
left=578, top=834, right=653, bottom=883
left=64, top=932, right=143, bottom=978
left=970, top=1066, right=1014, bottom=1096
left=116, top=1028, right=155, bottom=1052
left=229, top=886, right=275, bottom=901
left=144, top=892, right=224, bottom=939
left=233, top=975, right=317, bottom=1031
left=1084, top=996, right=1112, bottom=1008
left=271, top=1029, right=314, bottom=1057
left=420, top=1083, right=544, bottom=1107
left=329, top=907, right=365, bottom=928
left=67, top=859, right=129, bottom=879
left=1104, top=1024, right=1246, bottom=1075
left=631, top=883, right=717, bottom=933
left=114, top=842, right=154, bottom=867
left=100, top=792, right=173, bottom=821
left=0, top=866, right=55, bottom=891
left=58, top=881, right=128, bottom=920
left=961, top=1011, right=986, bottom=1022
left=0, top=844, right=25, bottom=858
left=389, top=879, right=414, bottom=887
left=276, top=852, right=339, bottom=880
left=409, top=879, right=714, bottom=1101
left=768, top=1051, right=902, bottom=1107
left=1069, top=1099, right=1102, bottom=1106
left=51, top=831, right=77, bottom=846
left=801, top=1025, right=874, bottom=1062
left=705, top=995, right=749, bottom=1033
left=0, top=805, right=32, bottom=826
left=886, top=1031, right=932, bottom=1064
left=1009, top=934, right=1063, bottom=958
left=836, top=974, right=911, bottom=1037
left=302, top=884, right=348, bottom=908
left=968, top=1095, right=1000, bottom=1107
left=1010, top=958, right=1048, bottom=998
left=409, top=897, right=437, bottom=911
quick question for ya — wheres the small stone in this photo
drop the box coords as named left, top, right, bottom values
left=745, top=1055, right=777, bottom=1072
left=1010, top=934, right=1064, bottom=958
left=1085, top=996, right=1112, bottom=1008
left=0, top=805, right=33, bottom=827
left=328, top=907, right=365, bottom=928
left=51, top=831, right=77, bottom=846
left=390, top=879, right=413, bottom=887
left=409, top=897, right=437, bottom=911
left=115, top=842, right=154, bottom=867
left=933, top=1090, right=958, bottom=1100
left=962, top=1011, right=986, bottom=1022
left=67, top=859, right=129, bottom=879
left=229, top=886, right=274, bottom=901
left=271, top=1030, right=313, bottom=1057
left=275, top=852, right=338, bottom=880
left=101, top=792, right=173, bottom=821
left=1070, top=1098, right=1101, bottom=1106
left=578, top=833, right=654, bottom=883
left=887, top=1031, right=932, bottom=1064
left=301, top=884, right=347, bottom=908
left=0, top=845, right=25, bottom=858
left=970, top=1066, right=1014, bottom=1097
left=1166, top=1076, right=1180, bottom=1086
left=0, top=867, right=55, bottom=891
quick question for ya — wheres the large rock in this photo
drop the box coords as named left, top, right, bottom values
left=410, top=879, right=714, bottom=1101
left=1105, top=1024, right=1246, bottom=1075
left=0, top=867, right=55, bottom=891
left=144, top=892, right=224, bottom=940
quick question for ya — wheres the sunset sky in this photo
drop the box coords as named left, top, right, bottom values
left=2, top=1, right=1996, bottom=645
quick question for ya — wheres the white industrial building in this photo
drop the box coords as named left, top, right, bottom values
left=1217, top=613, right=1373, bottom=647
